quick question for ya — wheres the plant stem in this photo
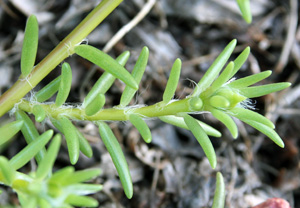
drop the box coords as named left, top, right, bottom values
left=0, top=0, right=123, bottom=117
left=18, top=97, right=200, bottom=121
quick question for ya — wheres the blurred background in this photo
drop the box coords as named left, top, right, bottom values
left=0, top=0, right=299, bottom=207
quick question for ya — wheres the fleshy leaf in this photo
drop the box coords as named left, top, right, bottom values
left=230, top=47, right=250, bottom=78
left=239, top=82, right=291, bottom=98
left=32, top=105, right=46, bottom=122
left=193, top=39, right=237, bottom=95
left=83, top=51, right=130, bottom=107
left=58, top=116, right=79, bottom=165
left=21, top=15, right=39, bottom=77
left=9, top=130, right=53, bottom=170
left=55, top=62, right=72, bottom=107
left=66, top=184, right=103, bottom=195
left=76, top=130, right=93, bottom=158
left=162, top=58, right=182, bottom=104
left=15, top=111, right=46, bottom=163
left=35, top=76, right=61, bottom=102
left=210, top=61, right=234, bottom=91
left=210, top=108, right=238, bottom=138
left=61, top=169, right=101, bottom=186
left=238, top=117, right=284, bottom=148
left=227, top=70, right=272, bottom=88
left=212, top=172, right=226, bottom=208
left=236, top=0, right=252, bottom=23
left=0, top=120, right=24, bottom=146
left=85, top=93, right=105, bottom=116
left=65, top=194, right=99, bottom=207
left=230, top=107, right=275, bottom=129
left=129, top=114, right=152, bottom=143
left=98, top=121, right=133, bottom=199
left=36, top=134, right=61, bottom=180
left=0, top=156, right=15, bottom=185
left=159, top=115, right=221, bottom=137
left=209, top=95, right=230, bottom=109
left=75, top=45, right=138, bottom=90
left=120, top=46, right=149, bottom=107
left=183, top=114, right=217, bottom=169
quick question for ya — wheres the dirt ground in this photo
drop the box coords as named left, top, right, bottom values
left=0, top=0, right=299, bottom=207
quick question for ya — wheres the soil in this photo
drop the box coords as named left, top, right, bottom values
left=0, top=0, right=299, bottom=207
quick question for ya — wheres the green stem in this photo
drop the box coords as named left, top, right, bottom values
left=0, top=0, right=123, bottom=117
left=18, top=97, right=200, bottom=121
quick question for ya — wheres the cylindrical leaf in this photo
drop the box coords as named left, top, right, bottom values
left=212, top=172, right=226, bottom=208
left=230, top=47, right=250, bottom=79
left=129, top=114, right=152, bottom=143
left=85, top=93, right=105, bottom=116
left=120, top=47, right=149, bottom=107
left=183, top=114, right=217, bottom=169
left=98, top=121, right=133, bottom=199
left=76, top=130, right=93, bottom=158
left=83, top=51, right=130, bottom=108
left=21, top=15, right=39, bottom=76
left=75, top=45, right=138, bottom=90
left=210, top=61, right=234, bottom=91
left=159, top=115, right=222, bottom=137
left=230, top=107, right=275, bottom=129
left=9, top=130, right=53, bottom=170
left=0, top=156, right=15, bottom=185
left=193, top=39, right=237, bottom=96
left=239, top=83, right=291, bottom=98
left=227, top=70, right=272, bottom=89
left=211, top=108, right=238, bottom=139
left=58, top=116, right=79, bottom=165
left=35, top=76, right=61, bottom=102
left=0, top=120, right=24, bottom=146
left=61, top=169, right=101, bottom=185
left=65, top=195, right=99, bottom=207
left=236, top=0, right=252, bottom=23
left=32, top=105, right=46, bottom=122
left=56, top=62, right=72, bottom=107
left=15, top=111, right=46, bottom=163
left=36, top=134, right=61, bottom=179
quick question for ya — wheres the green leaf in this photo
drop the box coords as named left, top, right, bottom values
left=35, top=76, right=61, bottom=102
left=209, top=95, right=230, bottom=109
left=183, top=114, right=217, bottom=169
left=61, top=169, right=101, bottom=186
left=76, top=130, right=93, bottom=158
left=120, top=46, right=149, bottom=107
left=85, top=93, right=105, bottom=116
left=230, top=47, right=250, bottom=79
left=9, top=130, right=53, bottom=170
left=75, top=45, right=138, bottom=90
left=0, top=120, right=24, bottom=146
left=55, top=62, right=72, bottom=107
left=65, top=194, right=99, bottom=207
left=238, top=117, right=284, bottom=148
left=189, top=97, right=203, bottom=111
left=227, top=70, right=272, bottom=88
left=98, top=121, right=133, bottom=199
left=159, top=115, right=222, bottom=137
left=36, top=134, right=61, bottom=180
left=193, top=39, right=237, bottom=96
left=210, top=108, right=238, bottom=139
left=21, top=15, right=39, bottom=77
left=129, top=114, right=152, bottom=143
left=32, top=105, right=46, bottom=122
left=15, top=110, right=46, bottom=163
left=236, top=0, right=252, bottom=23
left=212, top=172, right=226, bottom=208
left=66, top=184, right=103, bottom=195
left=230, top=107, right=275, bottom=129
left=239, top=82, right=291, bottom=98
left=162, top=58, right=182, bottom=104
left=58, top=116, right=80, bottom=165
left=210, top=61, right=234, bottom=91
left=48, top=166, right=74, bottom=185
left=0, top=156, right=15, bottom=185
left=83, top=51, right=130, bottom=107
